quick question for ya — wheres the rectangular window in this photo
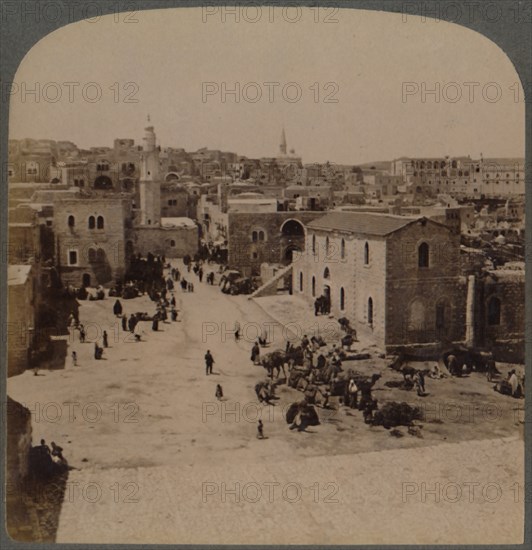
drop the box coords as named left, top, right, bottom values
left=68, top=250, right=78, bottom=265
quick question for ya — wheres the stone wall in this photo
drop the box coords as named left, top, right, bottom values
left=8, top=268, right=35, bottom=376
left=295, top=230, right=387, bottom=347
left=53, top=197, right=132, bottom=287
left=134, top=224, right=199, bottom=258
left=227, top=211, right=323, bottom=276
left=385, top=220, right=466, bottom=347
left=476, top=271, right=525, bottom=361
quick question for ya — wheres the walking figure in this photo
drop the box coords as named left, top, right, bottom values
left=79, top=324, right=86, bottom=343
left=257, top=420, right=264, bottom=439
left=205, top=350, right=214, bottom=375
left=102, top=330, right=109, bottom=348
left=113, top=299, right=123, bottom=317
left=72, top=351, right=77, bottom=366
left=215, top=384, right=223, bottom=400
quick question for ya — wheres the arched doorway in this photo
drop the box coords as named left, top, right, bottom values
left=284, top=244, right=302, bottom=262
left=280, top=218, right=306, bottom=264
left=323, top=285, right=331, bottom=314
left=82, top=273, right=91, bottom=287
left=94, top=175, right=113, bottom=190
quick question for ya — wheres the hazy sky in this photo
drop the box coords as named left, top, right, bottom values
left=9, top=7, right=525, bottom=164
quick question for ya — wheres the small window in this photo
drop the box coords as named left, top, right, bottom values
left=418, top=242, right=429, bottom=268
left=88, top=216, right=95, bottom=229
left=364, top=242, right=369, bottom=265
left=341, top=238, right=345, bottom=260
left=325, top=237, right=330, bottom=257
left=258, top=230, right=265, bottom=241
left=299, top=272, right=303, bottom=292
left=312, top=276, right=316, bottom=297
left=340, top=287, right=345, bottom=310
left=312, top=234, right=316, bottom=254
left=97, top=216, right=104, bottom=229
left=170, top=240, right=176, bottom=247
left=252, top=231, right=258, bottom=242
left=368, top=297, right=373, bottom=325
left=68, top=215, right=75, bottom=228
left=68, top=250, right=78, bottom=265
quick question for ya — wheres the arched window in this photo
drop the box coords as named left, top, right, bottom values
left=97, top=216, right=104, bottom=229
left=312, top=276, right=316, bottom=297
left=88, top=216, right=96, bottom=229
left=323, top=267, right=330, bottom=279
left=252, top=231, right=258, bottom=242
left=340, top=287, right=345, bottom=310
left=341, top=238, right=345, bottom=260
left=88, top=248, right=96, bottom=262
left=487, top=297, right=501, bottom=326
left=170, top=240, right=176, bottom=247
left=96, top=248, right=105, bottom=261
left=67, top=215, right=75, bottom=228
left=364, top=242, right=369, bottom=265
left=312, top=234, right=316, bottom=254
left=258, top=230, right=265, bottom=241
left=418, top=242, right=429, bottom=268
left=299, top=272, right=303, bottom=292
left=368, top=297, right=373, bottom=325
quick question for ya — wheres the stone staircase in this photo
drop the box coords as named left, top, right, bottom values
left=249, top=264, right=293, bottom=299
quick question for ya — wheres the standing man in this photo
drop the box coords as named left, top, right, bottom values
left=205, top=350, right=214, bottom=375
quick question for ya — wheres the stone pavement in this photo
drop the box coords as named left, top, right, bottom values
left=252, top=294, right=381, bottom=351
left=55, top=436, right=524, bottom=545
left=7, top=261, right=524, bottom=544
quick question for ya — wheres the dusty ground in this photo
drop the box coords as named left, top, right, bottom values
left=7, top=260, right=525, bottom=544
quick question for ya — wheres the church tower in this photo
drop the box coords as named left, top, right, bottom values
left=279, top=127, right=287, bottom=156
left=139, top=117, right=161, bottom=225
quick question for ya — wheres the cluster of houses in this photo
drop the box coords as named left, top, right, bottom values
left=7, top=122, right=525, bottom=375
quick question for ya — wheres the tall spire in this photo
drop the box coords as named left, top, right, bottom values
left=279, top=127, right=287, bottom=156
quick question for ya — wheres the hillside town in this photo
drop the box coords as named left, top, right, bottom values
left=7, top=121, right=525, bottom=543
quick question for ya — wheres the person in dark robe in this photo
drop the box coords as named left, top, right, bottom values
left=113, top=299, right=123, bottom=317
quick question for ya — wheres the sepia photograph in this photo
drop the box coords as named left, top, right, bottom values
left=2, top=2, right=528, bottom=546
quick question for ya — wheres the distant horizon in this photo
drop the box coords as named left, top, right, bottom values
left=8, top=134, right=525, bottom=168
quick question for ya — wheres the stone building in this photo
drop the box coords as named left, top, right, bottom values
left=8, top=265, right=35, bottom=376
left=53, top=196, right=133, bottom=287
left=474, top=267, right=525, bottom=361
left=293, top=212, right=468, bottom=351
left=227, top=211, right=324, bottom=276
left=134, top=218, right=199, bottom=258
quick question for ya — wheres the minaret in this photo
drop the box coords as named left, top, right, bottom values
left=139, top=116, right=161, bottom=225
left=279, top=127, right=287, bottom=156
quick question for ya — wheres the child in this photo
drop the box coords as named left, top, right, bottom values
left=215, top=384, right=223, bottom=400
